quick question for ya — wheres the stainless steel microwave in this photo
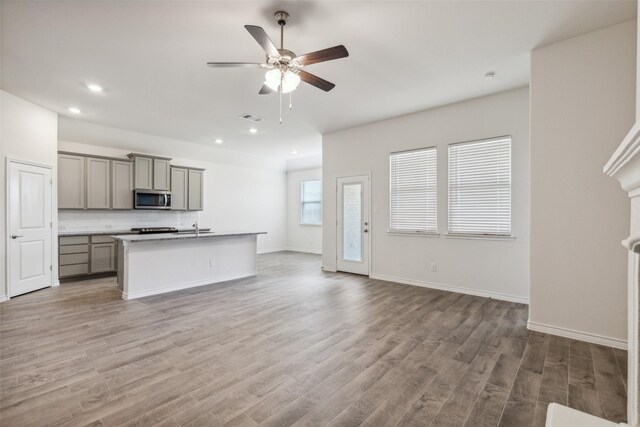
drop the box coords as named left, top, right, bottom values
left=134, top=190, right=172, bottom=210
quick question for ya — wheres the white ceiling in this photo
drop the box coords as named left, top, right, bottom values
left=1, top=1, right=636, bottom=161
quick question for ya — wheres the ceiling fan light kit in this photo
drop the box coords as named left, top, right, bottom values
left=207, top=10, right=349, bottom=123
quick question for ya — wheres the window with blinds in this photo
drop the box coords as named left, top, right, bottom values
left=389, top=147, right=437, bottom=233
left=448, top=136, right=511, bottom=236
left=300, top=180, right=322, bottom=225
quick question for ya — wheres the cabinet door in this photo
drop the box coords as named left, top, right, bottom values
left=153, top=159, right=171, bottom=190
left=58, top=154, right=85, bottom=209
left=188, top=169, right=203, bottom=211
left=171, top=167, right=188, bottom=210
left=112, top=161, right=133, bottom=209
left=133, top=156, right=153, bottom=189
left=86, top=158, right=111, bottom=209
left=90, top=243, right=116, bottom=273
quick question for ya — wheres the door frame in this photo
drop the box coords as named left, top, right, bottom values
left=5, top=157, right=56, bottom=301
left=335, top=172, right=372, bottom=276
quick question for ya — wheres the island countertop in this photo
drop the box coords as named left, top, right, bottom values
left=112, top=231, right=267, bottom=243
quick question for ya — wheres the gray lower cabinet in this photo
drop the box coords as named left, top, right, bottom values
left=58, top=154, right=86, bottom=209
left=90, top=242, right=116, bottom=273
left=86, top=157, right=111, bottom=209
left=59, top=235, right=117, bottom=279
left=112, top=160, right=133, bottom=209
left=188, top=169, right=204, bottom=211
left=59, top=236, right=90, bottom=278
left=171, top=167, right=188, bottom=210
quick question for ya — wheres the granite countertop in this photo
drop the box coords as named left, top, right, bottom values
left=58, top=230, right=137, bottom=236
left=58, top=228, right=208, bottom=237
left=112, top=231, right=267, bottom=243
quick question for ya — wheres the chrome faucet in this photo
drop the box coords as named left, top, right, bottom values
left=193, top=221, right=199, bottom=236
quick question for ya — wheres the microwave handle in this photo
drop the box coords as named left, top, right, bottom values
left=164, top=194, right=168, bottom=208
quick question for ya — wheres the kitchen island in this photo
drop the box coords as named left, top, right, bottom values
left=113, top=231, right=266, bottom=300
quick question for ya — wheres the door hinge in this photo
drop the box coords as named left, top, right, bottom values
left=50, top=222, right=53, bottom=228
left=50, top=179, right=53, bottom=185
left=50, top=265, right=53, bottom=271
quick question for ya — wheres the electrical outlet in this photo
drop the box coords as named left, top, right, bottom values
left=431, top=263, right=437, bottom=272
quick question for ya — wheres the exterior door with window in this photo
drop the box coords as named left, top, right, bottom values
left=8, top=160, right=53, bottom=297
left=336, top=175, right=369, bottom=275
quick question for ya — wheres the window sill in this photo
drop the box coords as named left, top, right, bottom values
left=300, top=223, right=322, bottom=227
left=445, top=233, right=516, bottom=241
left=387, top=230, right=440, bottom=238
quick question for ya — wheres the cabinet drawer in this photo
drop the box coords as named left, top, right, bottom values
left=59, top=244, right=89, bottom=255
left=60, top=253, right=89, bottom=265
left=91, top=236, right=115, bottom=244
left=60, top=263, right=89, bottom=277
left=60, top=236, right=89, bottom=245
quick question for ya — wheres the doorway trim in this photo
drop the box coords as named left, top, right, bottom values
left=335, top=172, right=372, bottom=276
left=5, top=157, right=56, bottom=301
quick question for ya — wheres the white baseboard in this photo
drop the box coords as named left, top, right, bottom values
left=257, top=247, right=288, bottom=254
left=122, top=271, right=257, bottom=300
left=285, top=247, right=322, bottom=255
left=527, top=320, right=627, bottom=350
left=369, top=273, right=529, bottom=305
left=53, top=280, right=60, bottom=287
left=322, top=266, right=337, bottom=272
left=0, top=295, right=8, bottom=303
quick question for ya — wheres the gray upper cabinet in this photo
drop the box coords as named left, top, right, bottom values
left=131, top=156, right=153, bottom=190
left=58, top=154, right=86, bottom=209
left=112, top=160, right=133, bottom=209
left=86, top=157, right=111, bottom=209
left=153, top=159, right=171, bottom=191
left=128, top=154, right=171, bottom=190
left=188, top=169, right=204, bottom=211
left=171, top=167, right=188, bottom=211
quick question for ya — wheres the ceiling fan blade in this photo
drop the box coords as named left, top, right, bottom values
left=296, top=45, right=349, bottom=66
left=244, top=25, right=280, bottom=57
left=298, top=70, right=336, bottom=92
left=207, top=62, right=263, bottom=68
left=259, top=84, right=274, bottom=95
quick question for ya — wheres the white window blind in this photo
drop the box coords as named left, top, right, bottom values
left=389, top=147, right=437, bottom=233
left=300, top=180, right=322, bottom=225
left=448, top=136, right=511, bottom=236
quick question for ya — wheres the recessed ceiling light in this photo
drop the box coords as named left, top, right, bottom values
left=484, top=71, right=496, bottom=80
left=87, top=84, right=103, bottom=92
left=214, top=138, right=223, bottom=144
left=68, top=107, right=81, bottom=114
left=291, top=150, right=298, bottom=155
left=249, top=128, right=258, bottom=134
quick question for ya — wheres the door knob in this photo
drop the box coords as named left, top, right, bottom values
left=11, top=235, right=23, bottom=239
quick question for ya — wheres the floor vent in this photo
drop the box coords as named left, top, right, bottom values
left=240, top=113, right=264, bottom=123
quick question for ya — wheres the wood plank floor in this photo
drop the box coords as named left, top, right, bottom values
left=0, top=251, right=627, bottom=426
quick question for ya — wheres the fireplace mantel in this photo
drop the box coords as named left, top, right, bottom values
left=604, top=122, right=640, bottom=195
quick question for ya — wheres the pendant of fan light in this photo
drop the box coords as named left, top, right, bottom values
left=206, top=11, right=349, bottom=123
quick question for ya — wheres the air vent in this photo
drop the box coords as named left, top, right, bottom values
left=240, top=113, right=264, bottom=123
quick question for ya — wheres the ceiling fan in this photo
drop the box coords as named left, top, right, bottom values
left=206, top=11, right=349, bottom=122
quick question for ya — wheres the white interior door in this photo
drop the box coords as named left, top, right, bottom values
left=8, top=160, right=53, bottom=297
left=336, top=175, right=370, bottom=275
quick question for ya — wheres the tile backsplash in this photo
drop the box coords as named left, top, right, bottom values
left=58, top=210, right=201, bottom=233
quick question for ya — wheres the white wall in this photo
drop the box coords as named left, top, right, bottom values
left=57, top=131, right=287, bottom=255
left=529, top=20, right=636, bottom=347
left=286, top=168, right=322, bottom=254
left=323, top=87, right=530, bottom=303
left=0, top=91, right=59, bottom=298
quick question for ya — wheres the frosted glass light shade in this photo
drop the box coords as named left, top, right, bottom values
left=281, top=71, right=301, bottom=93
left=264, top=69, right=281, bottom=91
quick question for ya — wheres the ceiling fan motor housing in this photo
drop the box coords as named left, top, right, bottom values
left=274, top=11, right=289, bottom=26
